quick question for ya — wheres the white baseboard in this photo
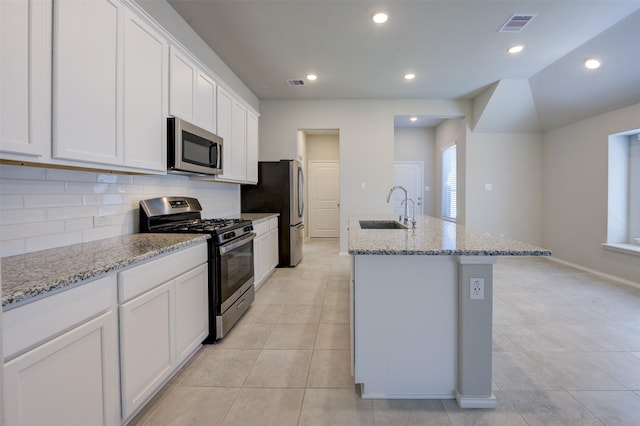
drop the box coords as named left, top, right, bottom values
left=544, top=256, right=640, bottom=290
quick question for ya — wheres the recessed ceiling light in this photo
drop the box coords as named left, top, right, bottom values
left=410, top=117, right=418, bottom=122
left=306, top=74, right=318, bottom=81
left=584, top=58, right=601, bottom=70
left=508, top=45, right=524, bottom=54
left=371, top=10, right=389, bottom=24
left=404, top=73, right=416, bottom=80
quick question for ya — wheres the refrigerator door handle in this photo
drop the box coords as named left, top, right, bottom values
left=297, top=166, right=304, bottom=218
left=292, top=223, right=305, bottom=230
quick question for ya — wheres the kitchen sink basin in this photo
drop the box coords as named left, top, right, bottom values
left=359, top=220, right=408, bottom=230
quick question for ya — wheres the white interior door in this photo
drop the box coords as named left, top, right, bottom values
left=392, top=162, right=424, bottom=218
left=309, top=160, right=340, bottom=238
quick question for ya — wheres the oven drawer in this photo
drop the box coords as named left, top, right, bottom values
left=118, top=242, right=207, bottom=303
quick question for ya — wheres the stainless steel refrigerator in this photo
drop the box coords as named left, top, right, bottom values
left=241, top=160, right=304, bottom=267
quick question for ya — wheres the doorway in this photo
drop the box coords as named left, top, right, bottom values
left=309, top=161, right=340, bottom=237
left=298, top=129, right=340, bottom=238
left=392, top=162, right=424, bottom=218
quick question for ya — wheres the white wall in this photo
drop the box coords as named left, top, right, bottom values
left=542, top=102, right=640, bottom=284
left=259, top=99, right=471, bottom=252
left=465, top=132, right=543, bottom=245
left=307, top=134, right=340, bottom=161
left=0, top=165, right=240, bottom=257
left=394, top=127, right=436, bottom=216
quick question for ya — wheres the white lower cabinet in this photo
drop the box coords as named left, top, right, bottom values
left=119, top=281, right=174, bottom=420
left=3, top=275, right=120, bottom=426
left=175, top=264, right=209, bottom=365
left=118, top=243, right=208, bottom=422
left=253, top=216, right=279, bottom=288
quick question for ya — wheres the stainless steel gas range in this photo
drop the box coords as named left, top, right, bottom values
left=139, top=196, right=255, bottom=343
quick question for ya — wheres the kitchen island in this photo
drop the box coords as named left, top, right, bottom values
left=348, top=216, right=551, bottom=408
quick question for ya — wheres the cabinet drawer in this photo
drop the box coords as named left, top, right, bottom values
left=253, top=220, right=269, bottom=237
left=118, top=242, right=207, bottom=303
left=3, top=275, right=117, bottom=361
left=269, top=217, right=279, bottom=230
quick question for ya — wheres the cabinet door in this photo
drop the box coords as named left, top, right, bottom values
left=0, top=0, right=51, bottom=158
left=253, top=233, right=267, bottom=288
left=232, top=99, right=247, bottom=181
left=175, top=264, right=208, bottom=365
left=194, top=71, right=217, bottom=132
left=53, top=0, right=123, bottom=165
left=169, top=47, right=195, bottom=121
left=246, top=110, right=259, bottom=183
left=4, top=312, right=120, bottom=426
left=123, top=10, right=168, bottom=171
left=119, top=282, right=174, bottom=420
left=269, top=227, right=279, bottom=270
left=216, top=86, right=234, bottom=179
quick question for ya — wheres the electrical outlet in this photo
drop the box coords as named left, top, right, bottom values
left=93, top=215, right=109, bottom=227
left=470, top=278, right=484, bottom=300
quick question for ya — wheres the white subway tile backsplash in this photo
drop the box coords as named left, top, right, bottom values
left=1, top=221, right=66, bottom=240
left=25, top=194, right=83, bottom=208
left=0, top=208, right=47, bottom=224
left=0, top=239, right=25, bottom=257
left=46, top=168, right=99, bottom=182
left=1, top=180, right=65, bottom=194
left=0, top=195, right=24, bottom=209
left=65, top=217, right=93, bottom=232
left=25, top=231, right=83, bottom=253
left=0, top=165, right=47, bottom=180
left=0, top=164, right=241, bottom=256
left=47, top=205, right=98, bottom=221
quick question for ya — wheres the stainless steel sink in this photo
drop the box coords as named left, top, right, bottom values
left=359, top=220, right=408, bottom=230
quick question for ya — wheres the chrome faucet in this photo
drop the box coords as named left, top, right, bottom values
left=401, top=198, right=416, bottom=228
left=386, top=185, right=409, bottom=224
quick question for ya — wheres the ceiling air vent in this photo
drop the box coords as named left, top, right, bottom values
left=287, top=79, right=305, bottom=86
left=498, top=14, right=537, bottom=33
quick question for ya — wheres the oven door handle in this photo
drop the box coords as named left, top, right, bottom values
left=219, top=233, right=256, bottom=255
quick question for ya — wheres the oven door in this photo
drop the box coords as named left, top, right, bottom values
left=216, top=233, right=255, bottom=313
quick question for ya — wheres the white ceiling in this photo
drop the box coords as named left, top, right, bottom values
left=165, top=0, right=640, bottom=130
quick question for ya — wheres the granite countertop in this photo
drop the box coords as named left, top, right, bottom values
left=348, top=215, right=552, bottom=256
left=241, top=213, right=280, bottom=223
left=1, top=234, right=209, bottom=309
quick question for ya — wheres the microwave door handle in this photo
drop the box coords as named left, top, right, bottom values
left=210, top=144, right=218, bottom=168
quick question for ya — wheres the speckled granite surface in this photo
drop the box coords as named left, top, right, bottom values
left=348, top=216, right=552, bottom=256
left=241, top=213, right=279, bottom=223
left=1, top=234, right=209, bottom=309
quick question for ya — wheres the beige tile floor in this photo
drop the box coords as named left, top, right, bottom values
left=131, top=239, right=640, bottom=426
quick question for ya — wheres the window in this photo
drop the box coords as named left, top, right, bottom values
left=442, top=144, right=457, bottom=221
left=605, top=130, right=640, bottom=255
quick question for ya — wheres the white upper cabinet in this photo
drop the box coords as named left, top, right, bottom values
left=53, top=0, right=168, bottom=173
left=231, top=98, right=247, bottom=180
left=53, top=0, right=123, bottom=165
left=246, top=109, right=259, bottom=183
left=123, top=9, right=168, bottom=171
left=0, top=0, right=51, bottom=159
left=213, top=86, right=259, bottom=184
left=216, top=86, right=234, bottom=180
left=194, top=72, right=217, bottom=132
left=169, top=47, right=217, bottom=133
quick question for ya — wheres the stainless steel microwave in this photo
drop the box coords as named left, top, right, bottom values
left=167, top=117, right=223, bottom=175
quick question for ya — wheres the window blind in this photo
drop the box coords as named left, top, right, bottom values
left=442, top=145, right=457, bottom=220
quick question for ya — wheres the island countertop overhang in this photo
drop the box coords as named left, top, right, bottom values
left=348, top=215, right=551, bottom=256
